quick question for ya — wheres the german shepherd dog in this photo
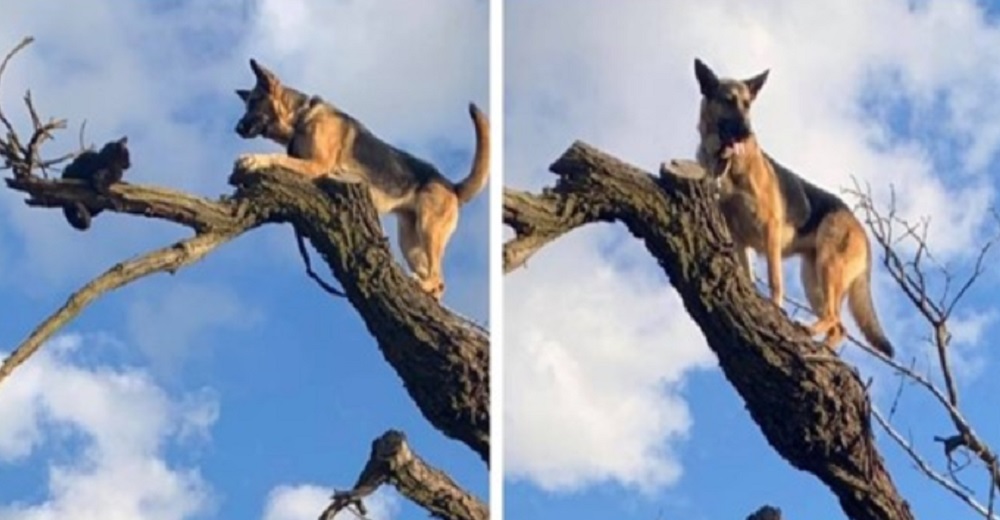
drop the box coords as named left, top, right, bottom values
left=233, top=59, right=490, bottom=301
left=693, top=58, right=893, bottom=357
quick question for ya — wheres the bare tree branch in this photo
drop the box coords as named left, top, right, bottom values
left=0, top=37, right=76, bottom=179
left=0, top=36, right=33, bottom=141
left=504, top=142, right=913, bottom=520
left=849, top=182, right=1000, bottom=498
left=320, top=430, right=487, bottom=520
left=0, top=231, right=239, bottom=385
left=872, top=407, right=997, bottom=519
left=3, top=166, right=490, bottom=462
left=6, top=176, right=243, bottom=231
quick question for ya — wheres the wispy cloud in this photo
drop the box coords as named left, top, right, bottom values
left=126, top=282, right=262, bottom=375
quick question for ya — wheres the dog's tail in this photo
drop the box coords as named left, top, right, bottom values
left=453, top=103, right=490, bottom=205
left=63, top=203, right=92, bottom=231
left=848, top=250, right=894, bottom=358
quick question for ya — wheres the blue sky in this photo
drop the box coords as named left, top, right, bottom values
left=0, top=1, right=488, bottom=519
left=504, top=1, right=1000, bottom=519
left=6, top=1, right=1000, bottom=519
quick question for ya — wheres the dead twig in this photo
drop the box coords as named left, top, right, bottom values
left=873, top=407, right=997, bottom=519
left=844, top=179, right=1000, bottom=501
left=0, top=36, right=33, bottom=138
left=295, top=228, right=346, bottom=298
left=0, top=36, right=77, bottom=179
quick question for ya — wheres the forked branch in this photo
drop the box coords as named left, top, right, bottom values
left=847, top=182, right=1000, bottom=514
left=320, top=430, right=487, bottom=520
left=0, top=37, right=77, bottom=179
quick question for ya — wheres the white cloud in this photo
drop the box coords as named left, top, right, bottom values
left=504, top=229, right=715, bottom=491
left=245, top=0, right=488, bottom=144
left=261, top=485, right=399, bottom=520
left=505, top=0, right=1000, bottom=492
left=0, top=335, right=217, bottom=520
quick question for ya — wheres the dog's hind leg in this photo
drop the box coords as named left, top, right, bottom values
left=415, top=186, right=460, bottom=301
left=801, top=253, right=843, bottom=349
left=808, top=247, right=848, bottom=350
left=397, top=211, right=429, bottom=281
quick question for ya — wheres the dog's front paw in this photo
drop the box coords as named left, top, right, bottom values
left=415, top=274, right=445, bottom=301
left=235, top=154, right=271, bottom=172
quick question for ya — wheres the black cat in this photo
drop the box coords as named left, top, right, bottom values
left=61, top=136, right=131, bottom=231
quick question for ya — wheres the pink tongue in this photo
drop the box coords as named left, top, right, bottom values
left=726, top=141, right=744, bottom=157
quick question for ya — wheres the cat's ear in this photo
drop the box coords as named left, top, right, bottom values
left=116, top=136, right=128, bottom=146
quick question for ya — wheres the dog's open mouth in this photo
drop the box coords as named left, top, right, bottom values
left=716, top=117, right=751, bottom=160
left=721, top=139, right=748, bottom=159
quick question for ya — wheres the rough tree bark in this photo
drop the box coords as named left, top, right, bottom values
left=503, top=141, right=914, bottom=520
left=322, top=430, right=488, bottom=520
left=4, top=168, right=488, bottom=520
left=6, top=167, right=489, bottom=462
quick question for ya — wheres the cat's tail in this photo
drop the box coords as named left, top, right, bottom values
left=63, top=203, right=92, bottom=231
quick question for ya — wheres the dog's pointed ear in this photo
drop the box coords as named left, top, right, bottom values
left=249, top=58, right=279, bottom=91
left=694, top=58, right=720, bottom=97
left=744, top=69, right=770, bottom=99
left=235, top=89, right=251, bottom=102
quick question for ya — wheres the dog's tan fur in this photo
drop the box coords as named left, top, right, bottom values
left=694, top=58, right=893, bottom=357
left=234, top=59, right=489, bottom=301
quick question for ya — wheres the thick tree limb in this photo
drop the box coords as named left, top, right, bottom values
left=5, top=176, right=244, bottom=231
left=502, top=187, right=587, bottom=273
left=503, top=141, right=912, bottom=520
left=320, top=430, right=487, bottom=520
left=4, top=166, right=489, bottom=462
left=232, top=167, right=490, bottom=462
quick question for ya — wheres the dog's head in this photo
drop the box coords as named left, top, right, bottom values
left=235, top=59, right=292, bottom=141
left=694, top=58, right=769, bottom=158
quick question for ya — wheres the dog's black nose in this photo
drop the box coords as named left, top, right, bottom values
left=235, top=120, right=252, bottom=138
left=717, top=117, right=751, bottom=143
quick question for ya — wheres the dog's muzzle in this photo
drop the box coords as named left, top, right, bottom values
left=235, top=115, right=268, bottom=139
left=717, top=117, right=751, bottom=146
